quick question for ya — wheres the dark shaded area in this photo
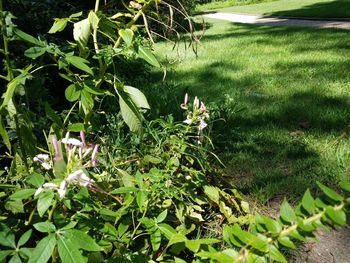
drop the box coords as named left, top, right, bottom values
left=146, top=22, right=350, bottom=201
left=267, top=0, right=350, bottom=19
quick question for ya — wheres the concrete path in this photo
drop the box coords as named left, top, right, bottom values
left=203, top=12, right=350, bottom=30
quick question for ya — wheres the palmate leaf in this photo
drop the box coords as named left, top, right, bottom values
left=65, top=56, right=93, bottom=75
left=28, top=234, right=56, bottom=263
left=0, top=223, right=16, bottom=248
left=37, top=190, right=54, bottom=217
left=66, top=229, right=103, bottom=251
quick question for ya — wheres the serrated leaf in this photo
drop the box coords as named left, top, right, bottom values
left=33, top=222, right=56, bottom=233
left=124, top=86, right=150, bottom=109
left=18, top=229, right=32, bottom=247
left=317, top=181, right=343, bottom=202
left=301, top=189, right=315, bottom=214
left=138, top=45, right=160, bottom=67
left=28, top=234, right=56, bottom=263
left=65, top=84, right=81, bottom=102
left=119, top=29, right=134, bottom=47
left=204, top=185, right=220, bottom=204
left=156, top=210, right=167, bottom=223
left=280, top=199, right=296, bottom=224
left=67, top=229, right=103, bottom=251
left=57, top=235, right=86, bottom=263
left=48, top=18, right=68, bottom=34
left=24, top=47, right=46, bottom=59
left=326, top=206, right=346, bottom=225
left=65, top=56, right=93, bottom=75
left=9, top=189, right=36, bottom=200
left=37, top=190, right=54, bottom=217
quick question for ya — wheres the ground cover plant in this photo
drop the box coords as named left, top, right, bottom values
left=0, top=0, right=350, bottom=262
left=209, top=0, right=350, bottom=18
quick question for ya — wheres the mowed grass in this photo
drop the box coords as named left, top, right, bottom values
left=211, top=0, right=350, bottom=19
left=149, top=19, right=350, bottom=203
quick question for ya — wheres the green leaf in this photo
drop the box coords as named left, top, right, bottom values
left=1, top=65, right=32, bottom=111
left=167, top=233, right=187, bottom=247
left=340, top=180, right=350, bottom=193
left=66, top=229, right=103, bottom=251
left=301, top=189, right=315, bottom=214
left=80, top=89, right=94, bottom=113
left=158, top=223, right=176, bottom=240
left=60, top=222, right=77, bottom=231
left=116, top=169, right=134, bottom=187
left=33, top=222, right=56, bottom=233
left=65, top=56, right=93, bottom=75
left=204, top=185, right=220, bottom=205
left=14, top=28, right=42, bottom=46
left=48, top=19, right=68, bottom=34
left=185, top=239, right=219, bottom=253
left=0, top=250, right=12, bottom=262
left=280, top=199, right=296, bottom=224
left=278, top=236, right=296, bottom=249
left=5, top=200, right=24, bottom=213
left=17, top=229, right=32, bottom=247
left=156, top=210, right=167, bottom=223
left=67, top=123, right=85, bottom=132
left=8, top=254, right=21, bottom=263
left=0, top=116, right=11, bottom=152
left=65, top=84, right=81, bottom=102
left=138, top=45, right=160, bottom=67
left=256, top=214, right=282, bottom=234
left=317, top=181, right=343, bottom=202
left=9, top=189, right=36, bottom=200
left=57, top=235, right=86, bottom=263
left=28, top=234, right=56, bottom=263
left=88, top=11, right=99, bottom=30
left=150, top=228, right=161, bottom=251
left=119, top=29, right=134, bottom=47
left=0, top=223, right=16, bottom=248
left=136, top=190, right=148, bottom=209
left=110, top=186, right=138, bottom=194
left=124, top=86, right=150, bottom=109
left=326, top=206, right=346, bottom=225
left=37, top=190, right=54, bottom=217
left=118, top=92, right=143, bottom=132
left=26, top=173, right=45, bottom=188
left=269, top=244, right=287, bottom=263
left=24, top=47, right=46, bottom=59
left=73, top=18, right=91, bottom=50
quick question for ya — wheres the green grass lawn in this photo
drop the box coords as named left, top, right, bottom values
left=148, top=19, right=350, bottom=203
left=203, top=0, right=350, bottom=19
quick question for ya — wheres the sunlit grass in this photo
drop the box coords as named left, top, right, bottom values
left=149, top=19, right=350, bottom=203
left=209, top=0, right=350, bottom=18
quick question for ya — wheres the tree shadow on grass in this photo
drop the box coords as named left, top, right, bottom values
left=148, top=22, right=350, bottom=201
left=266, top=0, right=350, bottom=19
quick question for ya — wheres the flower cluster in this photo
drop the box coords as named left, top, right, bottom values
left=33, top=131, right=99, bottom=199
left=181, top=94, right=210, bottom=144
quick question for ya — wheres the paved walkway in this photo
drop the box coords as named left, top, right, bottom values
left=203, top=12, right=350, bottom=30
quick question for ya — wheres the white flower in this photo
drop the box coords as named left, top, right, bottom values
left=184, top=118, right=193, bottom=125
left=33, top=154, right=50, bottom=161
left=57, top=181, right=67, bottom=199
left=62, top=138, right=82, bottom=146
left=34, top=187, right=44, bottom=196
left=199, top=120, right=207, bottom=131
left=67, top=169, right=93, bottom=187
left=43, top=183, right=58, bottom=189
left=41, top=162, right=52, bottom=170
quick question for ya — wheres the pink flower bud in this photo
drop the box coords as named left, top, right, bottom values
left=200, top=102, right=206, bottom=113
left=80, top=131, right=86, bottom=146
left=52, top=136, right=62, bottom=160
left=91, top=144, right=99, bottom=167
